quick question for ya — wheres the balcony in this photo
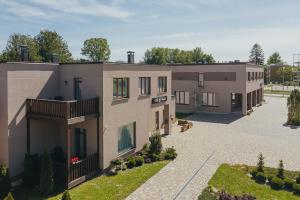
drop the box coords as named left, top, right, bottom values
left=26, top=97, right=99, bottom=124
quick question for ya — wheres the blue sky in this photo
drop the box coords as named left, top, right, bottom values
left=0, top=0, right=299, bottom=64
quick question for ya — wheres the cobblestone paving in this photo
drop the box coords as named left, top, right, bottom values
left=126, top=97, right=300, bottom=200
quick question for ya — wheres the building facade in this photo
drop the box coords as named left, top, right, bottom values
left=0, top=62, right=175, bottom=188
left=171, top=62, right=264, bottom=115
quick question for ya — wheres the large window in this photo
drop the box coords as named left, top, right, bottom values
left=198, top=73, right=204, bottom=87
left=175, top=91, right=190, bottom=105
left=118, top=122, right=136, bottom=153
left=202, top=92, right=217, bottom=106
left=158, top=76, right=167, bottom=93
left=113, top=78, right=129, bottom=99
left=139, top=77, right=151, bottom=95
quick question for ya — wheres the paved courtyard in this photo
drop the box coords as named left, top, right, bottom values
left=126, top=96, right=300, bottom=200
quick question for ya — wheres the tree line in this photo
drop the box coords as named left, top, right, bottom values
left=0, top=30, right=111, bottom=63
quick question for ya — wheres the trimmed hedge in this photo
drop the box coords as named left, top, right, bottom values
left=270, top=177, right=284, bottom=190
left=255, top=172, right=266, bottom=184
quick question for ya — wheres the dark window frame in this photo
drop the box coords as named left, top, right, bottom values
left=139, top=77, right=151, bottom=95
left=158, top=76, right=167, bottom=93
left=248, top=72, right=251, bottom=81
left=113, top=78, right=129, bottom=99
left=198, top=73, right=204, bottom=87
left=118, top=122, right=136, bottom=154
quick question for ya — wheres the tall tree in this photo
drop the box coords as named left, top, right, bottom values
left=81, top=38, right=111, bottom=62
left=35, top=30, right=72, bottom=63
left=267, top=52, right=282, bottom=64
left=249, top=43, right=264, bottom=65
left=2, top=33, right=41, bottom=62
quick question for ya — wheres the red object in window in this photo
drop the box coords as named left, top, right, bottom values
left=71, top=157, right=79, bottom=163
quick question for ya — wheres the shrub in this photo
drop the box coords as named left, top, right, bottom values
left=198, top=187, right=217, bottom=200
left=267, top=175, right=274, bottom=183
left=284, top=178, right=295, bottom=190
left=0, top=165, right=11, bottom=199
left=61, top=190, right=71, bottom=200
left=23, top=153, right=41, bottom=187
left=149, top=154, right=160, bottom=162
left=296, top=173, right=300, bottom=184
left=256, top=153, right=264, bottom=173
left=293, top=183, right=300, bottom=195
left=255, top=172, right=266, bottom=184
left=110, top=158, right=123, bottom=167
left=149, top=132, right=162, bottom=155
left=270, top=177, right=284, bottom=190
left=163, top=147, right=177, bottom=160
left=135, top=156, right=144, bottom=167
left=121, top=163, right=127, bottom=171
left=250, top=168, right=258, bottom=178
left=140, top=143, right=150, bottom=158
left=51, top=146, right=65, bottom=163
left=126, top=157, right=136, bottom=169
left=39, top=152, right=54, bottom=195
left=276, top=160, right=285, bottom=179
left=218, top=191, right=256, bottom=200
left=3, top=192, right=14, bottom=200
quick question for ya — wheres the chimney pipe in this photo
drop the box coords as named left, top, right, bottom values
left=127, top=51, right=135, bottom=64
left=51, top=53, right=59, bottom=63
left=20, top=45, right=29, bottom=62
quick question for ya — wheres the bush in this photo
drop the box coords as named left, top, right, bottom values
left=198, top=187, right=217, bottom=200
left=296, top=173, right=300, bottom=184
left=250, top=169, right=258, bottom=178
left=256, top=153, right=264, bottom=173
left=270, top=177, right=284, bottom=190
left=293, top=183, right=300, bottom=195
left=3, top=192, right=14, bottom=200
left=284, top=178, right=295, bottom=190
left=149, top=132, right=162, bottom=155
left=267, top=175, right=273, bottom=183
left=218, top=191, right=256, bottom=200
left=276, top=160, right=285, bottom=179
left=126, top=157, right=136, bottom=169
left=0, top=165, right=11, bottom=199
left=163, top=147, right=177, bottom=160
left=61, top=190, right=71, bottom=200
left=23, top=153, right=41, bottom=187
left=110, top=158, right=123, bottom=167
left=51, top=146, right=65, bottom=163
left=149, top=154, right=160, bottom=162
left=140, top=144, right=150, bottom=158
left=135, top=156, right=144, bottom=167
left=255, top=172, right=266, bottom=184
left=39, top=152, right=54, bottom=195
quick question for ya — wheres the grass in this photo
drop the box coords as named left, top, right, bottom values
left=264, top=90, right=291, bottom=95
left=206, top=164, right=300, bottom=200
left=176, top=112, right=193, bottom=120
left=14, top=161, right=169, bottom=200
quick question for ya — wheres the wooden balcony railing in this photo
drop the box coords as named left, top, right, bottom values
left=53, top=153, right=99, bottom=186
left=26, top=98, right=99, bottom=119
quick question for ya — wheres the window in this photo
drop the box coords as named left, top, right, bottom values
left=118, top=122, right=136, bottom=153
left=248, top=72, right=251, bottom=81
left=139, top=77, right=151, bottom=95
left=175, top=91, right=190, bottom=105
left=202, top=92, right=217, bottom=106
left=252, top=72, right=255, bottom=80
left=198, top=73, right=204, bottom=87
left=158, top=77, right=167, bottom=93
left=113, top=78, right=129, bottom=99
left=74, top=78, right=82, bottom=100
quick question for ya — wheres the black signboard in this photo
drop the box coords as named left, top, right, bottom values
left=152, top=96, right=167, bottom=104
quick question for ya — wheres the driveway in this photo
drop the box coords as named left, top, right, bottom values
left=126, top=97, right=300, bottom=200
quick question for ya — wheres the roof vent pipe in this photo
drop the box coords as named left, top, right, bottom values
left=127, top=51, right=135, bottom=64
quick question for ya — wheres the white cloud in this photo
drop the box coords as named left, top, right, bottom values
left=30, top=0, right=131, bottom=19
left=0, top=0, right=47, bottom=17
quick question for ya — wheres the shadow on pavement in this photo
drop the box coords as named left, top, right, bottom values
left=185, top=113, right=244, bottom=124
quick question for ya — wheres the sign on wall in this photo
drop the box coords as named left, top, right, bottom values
left=152, top=96, right=167, bottom=104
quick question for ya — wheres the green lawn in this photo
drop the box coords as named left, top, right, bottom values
left=206, top=164, right=300, bottom=200
left=14, top=161, right=169, bottom=200
left=264, top=90, right=291, bottom=95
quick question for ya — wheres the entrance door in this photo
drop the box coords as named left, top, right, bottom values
left=74, top=78, right=82, bottom=100
left=155, top=111, right=159, bottom=130
left=74, top=128, right=86, bottom=159
left=231, top=93, right=242, bottom=113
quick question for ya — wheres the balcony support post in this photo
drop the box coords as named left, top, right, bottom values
left=66, top=124, right=71, bottom=185
left=26, top=118, right=30, bottom=154
left=96, top=115, right=100, bottom=167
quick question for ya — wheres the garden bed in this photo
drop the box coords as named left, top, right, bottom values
left=199, top=164, right=300, bottom=200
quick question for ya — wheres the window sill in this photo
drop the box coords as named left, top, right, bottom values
left=118, top=148, right=136, bottom=157
left=176, top=103, right=190, bottom=105
left=138, top=95, right=151, bottom=99
left=112, top=98, right=129, bottom=105
left=202, top=105, right=219, bottom=108
left=157, top=92, right=167, bottom=95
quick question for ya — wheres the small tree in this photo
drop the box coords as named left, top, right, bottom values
left=39, top=152, right=54, bottom=195
left=256, top=153, right=264, bottom=173
left=249, top=43, right=264, bottom=65
left=149, top=131, right=162, bottom=155
left=277, top=160, right=285, bottom=179
left=4, top=192, right=14, bottom=200
left=61, top=190, right=72, bottom=200
left=287, top=89, right=300, bottom=125
left=0, top=165, right=11, bottom=199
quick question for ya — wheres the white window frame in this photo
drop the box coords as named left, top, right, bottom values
left=175, top=91, right=190, bottom=105
left=202, top=92, right=217, bottom=107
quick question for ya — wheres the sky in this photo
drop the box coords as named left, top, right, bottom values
left=0, top=0, right=300, bottom=64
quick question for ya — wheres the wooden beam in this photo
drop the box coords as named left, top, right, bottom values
left=66, top=125, right=71, bottom=184
left=96, top=116, right=100, bottom=167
